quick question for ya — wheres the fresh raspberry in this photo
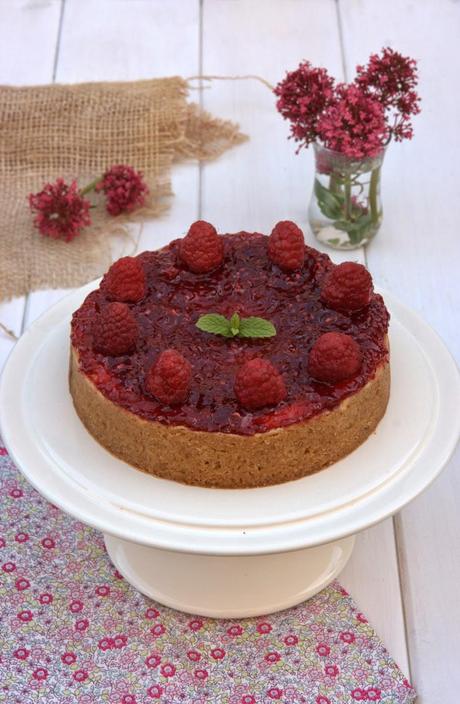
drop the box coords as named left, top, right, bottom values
left=101, top=256, right=146, bottom=303
left=234, top=358, right=286, bottom=411
left=321, top=262, right=373, bottom=311
left=268, top=221, right=305, bottom=271
left=179, top=221, right=224, bottom=274
left=308, top=332, right=362, bottom=383
left=93, top=303, right=139, bottom=356
left=145, top=349, right=192, bottom=405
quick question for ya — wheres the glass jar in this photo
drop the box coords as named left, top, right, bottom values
left=308, top=142, right=385, bottom=250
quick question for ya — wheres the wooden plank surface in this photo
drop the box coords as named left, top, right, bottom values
left=0, top=0, right=62, bottom=368
left=338, top=0, right=460, bottom=699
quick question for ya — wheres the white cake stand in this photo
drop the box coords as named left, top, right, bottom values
left=1, top=284, right=459, bottom=617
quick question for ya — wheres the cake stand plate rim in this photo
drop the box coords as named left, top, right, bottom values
left=0, top=282, right=459, bottom=555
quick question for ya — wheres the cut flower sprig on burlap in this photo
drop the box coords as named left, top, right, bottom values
left=275, top=47, right=420, bottom=249
left=28, top=165, right=149, bottom=242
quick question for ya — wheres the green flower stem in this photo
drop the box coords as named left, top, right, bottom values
left=329, top=173, right=341, bottom=195
left=344, top=177, right=352, bottom=220
left=80, top=177, right=102, bottom=196
left=369, top=166, right=381, bottom=224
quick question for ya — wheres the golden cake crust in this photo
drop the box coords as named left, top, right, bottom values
left=69, top=344, right=390, bottom=489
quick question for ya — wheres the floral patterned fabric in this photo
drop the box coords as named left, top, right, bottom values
left=0, top=443, right=416, bottom=704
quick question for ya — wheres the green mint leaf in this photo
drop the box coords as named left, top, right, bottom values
left=196, top=314, right=231, bottom=337
left=238, top=317, right=277, bottom=338
left=230, top=312, right=240, bottom=336
left=196, top=313, right=277, bottom=339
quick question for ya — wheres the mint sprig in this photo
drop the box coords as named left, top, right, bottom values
left=195, top=313, right=231, bottom=336
left=196, top=312, right=276, bottom=339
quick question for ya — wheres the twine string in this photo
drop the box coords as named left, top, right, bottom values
left=187, top=74, right=274, bottom=91
left=0, top=321, right=18, bottom=341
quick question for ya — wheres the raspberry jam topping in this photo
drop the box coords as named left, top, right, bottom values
left=71, top=232, right=389, bottom=435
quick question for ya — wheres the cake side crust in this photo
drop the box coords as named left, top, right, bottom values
left=69, top=345, right=390, bottom=489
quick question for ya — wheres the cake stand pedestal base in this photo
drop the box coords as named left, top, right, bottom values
left=104, top=533, right=355, bottom=618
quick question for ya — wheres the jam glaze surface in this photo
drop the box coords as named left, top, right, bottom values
left=71, top=233, right=390, bottom=435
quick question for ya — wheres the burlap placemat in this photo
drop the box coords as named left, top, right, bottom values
left=0, top=77, right=247, bottom=301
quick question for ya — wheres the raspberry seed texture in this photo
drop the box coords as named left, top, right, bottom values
left=268, top=220, right=305, bottom=271
left=93, top=302, right=139, bottom=356
left=321, top=261, right=373, bottom=312
left=308, top=332, right=362, bottom=383
left=145, top=349, right=192, bottom=405
left=234, top=358, right=286, bottom=410
left=179, top=221, right=224, bottom=274
left=102, top=256, right=146, bottom=303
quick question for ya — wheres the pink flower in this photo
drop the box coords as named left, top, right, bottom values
left=150, top=623, right=166, bottom=638
left=366, top=688, right=381, bottom=701
left=356, top=612, right=368, bottom=623
left=113, top=634, right=128, bottom=649
left=188, top=618, right=203, bottom=632
left=13, top=647, right=30, bottom=660
left=29, top=179, right=91, bottom=242
left=241, top=697, right=256, bottom=704
left=145, top=607, right=160, bottom=619
left=2, top=561, right=16, bottom=572
left=69, top=599, right=84, bottom=613
left=351, top=689, right=368, bottom=701
left=284, top=634, right=299, bottom=646
left=75, top=618, right=89, bottom=632
left=95, top=585, right=111, bottom=597
left=121, top=696, right=137, bottom=704
left=17, top=609, right=33, bottom=622
left=194, top=669, right=208, bottom=680
left=32, top=667, right=48, bottom=681
left=160, top=662, right=176, bottom=678
left=73, top=670, right=88, bottom=682
left=38, top=593, right=53, bottom=605
left=0, top=537, right=5, bottom=548
left=187, top=650, right=201, bottom=662
left=356, top=47, right=420, bottom=141
left=98, top=637, right=114, bottom=651
left=96, top=165, right=148, bottom=216
left=210, top=647, right=225, bottom=660
left=15, top=577, right=30, bottom=591
left=15, top=532, right=29, bottom=543
left=227, top=624, right=244, bottom=637
left=340, top=631, right=356, bottom=644
left=316, top=697, right=331, bottom=704
left=145, top=654, right=161, bottom=669
left=325, top=664, right=339, bottom=677
left=147, top=685, right=163, bottom=699
left=265, top=652, right=281, bottom=664
left=256, top=622, right=272, bottom=635
left=61, top=652, right=77, bottom=665
left=41, top=537, right=56, bottom=549
left=267, top=687, right=283, bottom=700
left=0, top=446, right=7, bottom=455
left=9, top=487, right=23, bottom=498
left=317, top=84, right=388, bottom=158
left=275, top=62, right=335, bottom=149
left=316, top=643, right=330, bottom=657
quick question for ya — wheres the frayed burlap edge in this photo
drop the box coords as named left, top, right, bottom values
left=0, top=77, right=248, bottom=302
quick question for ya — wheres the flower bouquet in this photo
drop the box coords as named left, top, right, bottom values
left=275, top=48, right=420, bottom=249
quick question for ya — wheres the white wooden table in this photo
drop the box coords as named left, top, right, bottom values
left=1, top=2, right=459, bottom=701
